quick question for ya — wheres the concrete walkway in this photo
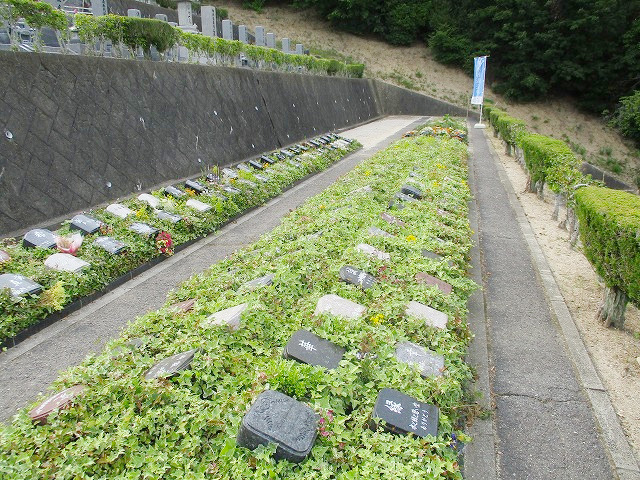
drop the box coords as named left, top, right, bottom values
left=0, top=115, right=426, bottom=423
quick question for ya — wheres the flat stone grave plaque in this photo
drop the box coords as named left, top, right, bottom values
left=283, top=329, right=345, bottom=370
left=155, top=210, right=182, bottom=223
left=260, top=155, right=275, bottom=164
left=45, top=253, right=90, bottom=273
left=339, top=266, right=376, bottom=290
left=401, top=185, right=423, bottom=200
left=309, top=140, right=320, bottom=147
left=169, top=298, right=196, bottom=313
left=205, top=303, right=248, bottom=330
left=281, top=149, right=295, bottom=158
left=238, top=163, right=252, bottom=173
left=28, top=385, right=85, bottom=425
left=237, top=390, right=318, bottom=463
left=106, top=203, right=133, bottom=219
left=237, top=179, right=257, bottom=189
left=95, top=236, right=127, bottom=255
left=405, top=301, right=448, bottom=329
left=370, top=388, right=438, bottom=438
left=186, top=199, right=212, bottom=212
left=317, top=137, right=328, bottom=144
left=138, top=193, right=161, bottom=208
left=368, top=226, right=394, bottom=238
left=222, top=168, right=238, bottom=179
left=206, top=173, right=220, bottom=183
left=421, top=250, right=443, bottom=262
left=223, top=185, right=241, bottom=195
left=70, top=214, right=103, bottom=235
left=0, top=273, right=43, bottom=296
left=415, top=273, right=453, bottom=295
left=255, top=174, right=269, bottom=183
left=388, top=199, right=405, bottom=210
left=380, top=212, right=406, bottom=226
left=243, top=273, right=274, bottom=289
left=185, top=180, right=206, bottom=194
left=275, top=153, right=286, bottom=160
left=129, top=222, right=159, bottom=237
left=144, top=349, right=196, bottom=380
left=356, top=243, right=390, bottom=261
left=211, top=192, right=228, bottom=202
left=287, top=160, right=302, bottom=169
left=291, top=147, right=301, bottom=154
left=0, top=250, right=10, bottom=263
left=23, top=229, right=57, bottom=249
left=164, top=186, right=185, bottom=199
left=395, top=341, right=444, bottom=377
left=296, top=144, right=308, bottom=151
left=314, top=294, right=365, bottom=319
left=248, top=159, right=263, bottom=170
left=395, top=192, right=417, bottom=202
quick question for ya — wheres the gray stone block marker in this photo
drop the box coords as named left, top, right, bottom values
left=283, top=329, right=345, bottom=370
left=205, top=303, right=248, bottom=330
left=138, top=193, right=161, bottom=208
left=222, top=19, right=233, bottom=40
left=255, top=26, right=265, bottom=46
left=368, top=226, right=394, bottom=238
left=356, top=243, right=390, bottom=261
left=23, top=229, right=57, bottom=249
left=243, top=273, right=274, bottom=289
left=106, top=203, right=133, bottom=219
left=144, top=349, right=196, bottom=380
left=44, top=253, right=90, bottom=273
left=0, top=273, right=43, bottom=297
left=266, top=32, right=275, bottom=48
left=314, top=294, right=365, bottom=319
left=405, top=301, right=448, bottom=329
left=395, top=341, right=444, bottom=377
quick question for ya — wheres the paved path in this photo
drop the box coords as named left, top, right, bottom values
left=0, top=115, right=425, bottom=423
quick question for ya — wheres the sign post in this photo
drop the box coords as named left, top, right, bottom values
left=471, top=56, right=488, bottom=129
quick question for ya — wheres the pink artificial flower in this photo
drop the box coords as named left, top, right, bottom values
left=56, top=233, right=83, bottom=255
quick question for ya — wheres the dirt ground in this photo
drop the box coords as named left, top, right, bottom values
left=486, top=132, right=640, bottom=457
left=215, top=1, right=639, bottom=187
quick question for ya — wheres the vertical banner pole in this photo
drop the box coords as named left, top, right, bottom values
left=471, top=55, right=487, bottom=129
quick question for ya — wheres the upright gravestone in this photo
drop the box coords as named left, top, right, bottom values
left=70, top=214, right=103, bottom=235
left=155, top=13, right=168, bottom=22
left=237, top=390, right=318, bottom=463
left=127, top=8, right=141, bottom=17
left=94, top=236, right=127, bottom=255
left=282, top=38, right=290, bottom=53
left=0, top=273, right=43, bottom=296
left=177, top=0, right=193, bottom=27
left=255, top=26, right=265, bottom=46
left=144, top=349, right=197, bottom=380
left=23, top=229, right=57, bottom=249
left=201, top=5, right=216, bottom=38
left=222, top=19, right=233, bottom=40
left=283, top=330, right=345, bottom=369
left=339, top=266, right=376, bottom=290
left=395, top=341, right=444, bottom=377
left=314, top=294, right=365, bottom=319
left=44, top=253, right=90, bottom=273
left=415, top=273, right=453, bottom=295
left=28, top=385, right=85, bottom=425
left=266, top=32, right=276, bottom=48
left=405, top=301, right=448, bottom=329
left=295, top=43, right=303, bottom=55
left=370, top=388, right=439, bottom=438
left=205, top=303, right=248, bottom=330
left=238, top=25, right=248, bottom=44
left=92, top=0, right=108, bottom=16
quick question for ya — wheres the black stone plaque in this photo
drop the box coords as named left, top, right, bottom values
left=296, top=144, right=309, bottom=151
left=156, top=210, right=182, bottom=223
left=164, top=186, right=185, bottom=199
left=223, top=185, right=241, bottom=195
left=260, top=155, right=275, bottom=164
left=401, top=185, right=423, bottom=200
left=238, top=163, right=252, bottom=173
left=281, top=149, right=295, bottom=158
left=237, top=390, right=318, bottom=463
left=395, top=341, right=444, bottom=377
left=144, top=349, right=197, bottom=380
left=94, top=236, right=127, bottom=254
left=317, top=137, right=328, bottom=145
left=248, top=159, right=263, bottom=170
left=275, top=153, right=286, bottom=160
left=23, top=229, right=57, bottom=249
left=290, top=147, right=301, bottom=154
left=395, top=192, right=418, bottom=202
left=283, top=330, right=345, bottom=370
left=185, top=180, right=206, bottom=194
left=339, top=265, right=376, bottom=290
left=309, top=140, right=320, bottom=147
left=129, top=222, right=159, bottom=237
left=0, top=273, right=43, bottom=296
left=222, top=168, right=239, bottom=179
left=70, top=214, right=103, bottom=235
left=370, top=388, right=438, bottom=438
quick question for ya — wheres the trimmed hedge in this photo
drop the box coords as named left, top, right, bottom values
left=574, top=186, right=640, bottom=306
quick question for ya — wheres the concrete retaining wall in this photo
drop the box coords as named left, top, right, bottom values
left=0, top=51, right=469, bottom=235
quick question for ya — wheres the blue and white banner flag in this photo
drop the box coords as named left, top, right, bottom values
left=471, top=56, right=487, bottom=105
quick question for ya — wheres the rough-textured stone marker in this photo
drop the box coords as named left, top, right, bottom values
left=144, top=349, right=197, bottom=380
left=168, top=298, right=196, bottom=313
left=283, top=329, right=346, bottom=370
left=339, top=265, right=376, bottom=290
left=356, top=243, right=390, bottom=261
left=155, top=210, right=182, bottom=223
left=94, top=236, right=127, bottom=255
left=44, top=253, right=90, bottom=273
left=70, top=214, right=103, bottom=235
left=368, top=226, right=394, bottom=238
left=28, top=385, right=85, bottom=425
left=0, top=273, right=43, bottom=296
left=186, top=199, right=212, bottom=212
left=223, top=185, right=241, bottom=195
left=205, top=303, right=248, bottom=330
left=138, top=193, right=161, bottom=208
left=106, top=203, right=133, bottom=219
left=238, top=163, right=252, bottom=173
left=370, top=388, right=438, bottom=438
left=129, top=222, right=159, bottom=237
left=222, top=168, right=238, bottom=179
left=23, top=228, right=57, bottom=249
left=163, top=185, right=186, bottom=199
left=185, top=179, right=206, bottom=194
left=254, top=174, right=269, bottom=183
left=237, top=390, right=318, bottom=463
left=314, top=294, right=365, bottom=319
left=248, top=159, right=263, bottom=170
left=0, top=250, right=10, bottom=263
left=380, top=212, right=406, bottom=226
left=405, top=301, right=448, bottom=329
left=244, top=273, right=274, bottom=289
left=415, top=273, right=453, bottom=295
left=281, top=149, right=295, bottom=157
left=395, top=192, right=417, bottom=202
left=421, top=250, right=444, bottom=262
left=395, top=341, right=444, bottom=377
left=401, top=184, right=423, bottom=200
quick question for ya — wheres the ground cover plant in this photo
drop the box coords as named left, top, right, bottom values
left=0, top=139, right=359, bottom=345
left=0, top=122, right=476, bottom=479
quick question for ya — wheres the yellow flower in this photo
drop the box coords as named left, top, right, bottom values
left=364, top=170, right=371, bottom=176
left=436, top=163, right=445, bottom=169
left=136, top=208, right=145, bottom=217
left=370, top=313, right=384, bottom=325
left=319, top=205, right=325, bottom=210
left=406, top=235, right=417, bottom=242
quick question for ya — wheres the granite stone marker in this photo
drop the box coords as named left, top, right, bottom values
left=283, top=329, right=345, bottom=370
left=295, top=43, right=303, bottom=55
left=388, top=199, right=405, bottom=210
left=164, top=186, right=185, bottom=199
left=94, top=236, right=127, bottom=255
left=155, top=13, right=168, bottom=22
left=23, top=229, right=57, bottom=249
left=0, top=250, right=9, bottom=263
left=281, top=149, right=295, bottom=158
left=200, top=5, right=215, bottom=37
left=237, top=390, right=318, bottom=463
left=138, top=193, right=161, bottom=208
left=0, top=273, right=43, bottom=296
left=70, top=214, right=102, bottom=235
left=395, top=341, right=444, bottom=377
left=421, top=250, right=444, bottom=262
left=144, top=349, right=196, bottom=380
left=205, top=303, right=248, bottom=330
left=415, top=273, right=453, bottom=295
left=222, top=168, right=238, bottom=179
left=405, top=301, right=448, bottom=329
left=129, top=222, right=159, bottom=237
left=177, top=0, right=193, bottom=26
left=255, top=26, right=265, bottom=46
left=156, top=210, right=182, bottom=223
left=186, top=199, right=212, bottom=212
left=380, top=212, right=406, bottom=227
left=314, top=294, right=365, bottom=319
left=339, top=266, right=376, bottom=290
left=255, top=174, right=269, bottom=183
left=223, top=185, right=241, bottom=195
left=28, top=385, right=85, bottom=425
left=221, top=19, right=233, bottom=40
left=395, top=192, right=417, bottom=202
left=106, top=203, right=133, bottom=219
left=266, top=32, right=276, bottom=48
left=287, top=160, right=302, bottom=169
left=370, top=388, right=438, bottom=438
left=238, top=25, right=248, bottom=43
left=244, top=273, right=274, bottom=289
left=249, top=159, right=263, bottom=170
left=185, top=180, right=206, bottom=194
left=238, top=163, right=252, bottom=173
left=368, top=226, right=394, bottom=238
left=356, top=243, right=390, bottom=261
left=282, top=37, right=290, bottom=53
left=260, top=155, right=275, bottom=164
left=401, top=185, right=423, bottom=200
left=169, top=298, right=196, bottom=313
left=44, top=253, right=90, bottom=273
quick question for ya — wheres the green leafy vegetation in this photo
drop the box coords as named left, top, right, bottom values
left=611, top=90, right=640, bottom=145
left=0, top=128, right=476, bottom=478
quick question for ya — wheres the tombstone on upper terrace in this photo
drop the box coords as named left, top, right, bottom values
left=185, top=180, right=206, bottom=195
left=266, top=32, right=276, bottom=48
left=23, top=229, right=57, bottom=249
left=70, top=214, right=103, bottom=235
left=370, top=388, right=438, bottom=438
left=283, top=329, right=345, bottom=370
left=255, top=26, right=266, bottom=46
left=94, top=236, right=127, bottom=255
left=222, top=19, right=233, bottom=40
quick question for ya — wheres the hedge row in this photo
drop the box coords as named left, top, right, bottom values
left=0, top=139, right=360, bottom=345
left=0, top=130, right=476, bottom=479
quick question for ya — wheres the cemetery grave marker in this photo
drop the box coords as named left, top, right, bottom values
left=70, top=214, right=103, bottom=235
left=186, top=199, right=212, bottom=212
left=405, top=301, right=448, bottom=329
left=287, top=160, right=303, bottom=169
left=138, top=193, right=161, bottom=208
left=283, top=329, right=346, bottom=369
left=206, top=173, right=220, bottom=183
left=254, top=174, right=269, bottom=183
left=237, top=179, right=257, bottom=189
left=248, top=160, right=263, bottom=170
left=388, top=199, right=405, bottom=210
left=339, top=266, right=376, bottom=290
left=144, top=349, right=197, bottom=380
left=237, top=390, right=318, bottom=463
left=23, top=229, right=57, bottom=249
left=238, top=163, right=252, bottom=173
left=155, top=210, right=182, bottom=223
left=44, top=253, right=90, bottom=273
left=168, top=298, right=196, bottom=313
left=368, top=226, right=394, bottom=238
left=0, top=273, right=43, bottom=296
left=401, top=185, right=423, bottom=200
left=185, top=180, right=206, bottom=195
left=28, top=385, right=85, bottom=425
left=260, top=155, right=275, bottom=164
left=314, top=294, right=365, bottom=319
left=281, top=150, right=295, bottom=158
left=356, top=243, right=390, bottom=261
left=205, top=303, right=248, bottom=330
left=275, top=153, right=286, bottom=160
left=421, top=250, right=443, bottom=262
left=380, top=212, right=406, bottom=226
left=0, top=250, right=10, bottom=263
left=415, top=273, right=453, bottom=295
left=106, top=203, right=133, bottom=219
left=94, top=236, right=127, bottom=255
left=395, top=192, right=417, bottom=203
left=296, top=144, right=308, bottom=151
left=129, top=222, right=159, bottom=237
left=222, top=168, right=239, bottom=179
left=223, top=185, right=242, bottom=195
left=370, top=388, right=439, bottom=438
left=164, top=186, right=186, bottom=199
left=395, top=341, right=444, bottom=377
left=243, top=273, right=274, bottom=289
